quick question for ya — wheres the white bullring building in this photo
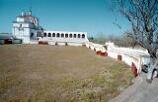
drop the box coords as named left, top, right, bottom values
left=12, top=11, right=89, bottom=46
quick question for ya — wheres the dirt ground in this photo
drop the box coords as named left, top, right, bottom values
left=109, top=73, right=158, bottom=102
left=0, top=45, right=134, bottom=102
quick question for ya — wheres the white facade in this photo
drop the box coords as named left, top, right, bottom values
left=12, top=11, right=43, bottom=44
left=13, top=23, right=30, bottom=43
left=12, top=11, right=89, bottom=45
left=39, top=31, right=89, bottom=45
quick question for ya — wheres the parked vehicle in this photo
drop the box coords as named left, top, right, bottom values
left=142, top=64, right=158, bottom=79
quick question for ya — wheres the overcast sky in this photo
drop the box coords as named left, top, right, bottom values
left=0, top=0, right=130, bottom=37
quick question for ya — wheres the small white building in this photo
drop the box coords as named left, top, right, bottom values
left=12, top=11, right=43, bottom=44
left=12, top=11, right=89, bottom=45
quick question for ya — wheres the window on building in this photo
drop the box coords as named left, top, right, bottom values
left=37, top=32, right=41, bottom=37
left=78, top=34, right=80, bottom=38
left=20, top=24, right=22, bottom=27
left=19, top=24, right=24, bottom=31
left=30, top=33, right=34, bottom=38
left=61, top=33, right=64, bottom=38
left=74, top=34, right=76, bottom=38
left=52, top=33, right=55, bottom=37
left=57, top=33, right=60, bottom=37
left=82, top=34, right=85, bottom=38
left=69, top=34, right=72, bottom=38
left=48, top=33, right=51, bottom=37
left=44, top=33, right=47, bottom=37
left=65, top=34, right=68, bottom=38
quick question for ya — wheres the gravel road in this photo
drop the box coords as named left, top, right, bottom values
left=109, top=73, right=158, bottom=102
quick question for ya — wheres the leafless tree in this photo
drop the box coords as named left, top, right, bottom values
left=117, top=0, right=158, bottom=81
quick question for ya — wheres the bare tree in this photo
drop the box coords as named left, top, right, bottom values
left=117, top=0, right=158, bottom=82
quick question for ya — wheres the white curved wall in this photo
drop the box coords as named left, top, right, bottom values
left=86, top=42, right=150, bottom=74
left=106, top=42, right=150, bottom=74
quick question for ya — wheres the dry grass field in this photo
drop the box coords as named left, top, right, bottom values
left=0, top=45, right=134, bottom=102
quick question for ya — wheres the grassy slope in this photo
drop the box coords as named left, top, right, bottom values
left=0, top=45, right=134, bottom=102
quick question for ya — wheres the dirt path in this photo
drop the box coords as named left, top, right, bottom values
left=109, top=73, right=158, bottom=102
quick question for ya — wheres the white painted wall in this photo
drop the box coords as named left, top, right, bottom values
left=39, top=31, right=89, bottom=46
left=105, top=42, right=150, bottom=74
left=68, top=43, right=83, bottom=46
left=85, top=42, right=105, bottom=52
left=86, top=42, right=150, bottom=74
left=12, top=23, right=31, bottom=44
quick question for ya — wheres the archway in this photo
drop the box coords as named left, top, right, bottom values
left=48, top=33, right=51, bottom=37
left=74, top=34, right=76, bottom=38
left=53, top=33, right=55, bottom=37
left=82, top=34, right=85, bottom=38
left=57, top=33, right=60, bottom=37
left=65, top=34, right=68, bottom=38
left=61, top=33, right=64, bottom=38
left=78, top=34, right=80, bottom=38
left=69, top=34, right=72, bottom=38
left=44, top=33, right=47, bottom=37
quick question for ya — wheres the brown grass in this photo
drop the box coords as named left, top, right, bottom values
left=0, top=45, right=134, bottom=102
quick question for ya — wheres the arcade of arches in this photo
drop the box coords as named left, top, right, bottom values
left=42, top=32, right=86, bottom=39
